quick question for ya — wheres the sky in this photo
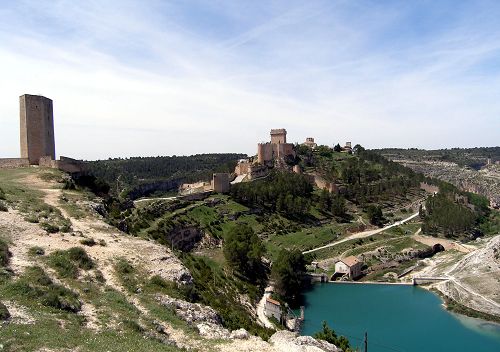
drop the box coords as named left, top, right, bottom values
left=0, top=0, right=499, bottom=160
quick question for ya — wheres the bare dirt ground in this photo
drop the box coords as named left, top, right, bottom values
left=413, top=235, right=500, bottom=316
left=412, top=231, right=476, bottom=253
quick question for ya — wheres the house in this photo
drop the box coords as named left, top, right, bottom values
left=264, top=297, right=282, bottom=321
left=334, top=256, right=362, bottom=280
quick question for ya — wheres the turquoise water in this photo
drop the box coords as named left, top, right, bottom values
left=298, top=283, right=500, bottom=352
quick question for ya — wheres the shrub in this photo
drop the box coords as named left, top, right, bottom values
left=40, top=222, right=59, bottom=233
left=0, top=187, right=5, bottom=200
left=28, top=246, right=45, bottom=256
left=80, top=238, right=96, bottom=246
left=0, top=239, right=10, bottom=267
left=10, top=266, right=81, bottom=312
left=0, top=301, right=10, bottom=321
left=0, top=201, right=7, bottom=212
left=48, top=247, right=94, bottom=278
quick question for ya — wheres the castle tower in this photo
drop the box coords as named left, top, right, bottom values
left=270, top=129, right=287, bottom=144
left=20, top=94, right=55, bottom=165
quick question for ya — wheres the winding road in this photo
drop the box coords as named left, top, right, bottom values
left=303, top=211, right=420, bottom=254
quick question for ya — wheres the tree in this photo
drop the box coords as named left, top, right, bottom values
left=333, top=143, right=342, bottom=152
left=271, top=249, right=306, bottom=303
left=314, top=321, right=352, bottom=351
left=223, top=224, right=265, bottom=281
left=367, top=205, right=384, bottom=226
left=331, top=195, right=346, bottom=218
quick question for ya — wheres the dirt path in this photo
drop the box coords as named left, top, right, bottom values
left=412, top=233, right=475, bottom=253
left=303, top=212, right=420, bottom=254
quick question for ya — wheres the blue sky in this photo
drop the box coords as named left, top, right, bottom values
left=0, top=0, right=499, bottom=159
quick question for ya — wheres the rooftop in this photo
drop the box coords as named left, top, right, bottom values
left=340, top=256, right=361, bottom=267
left=266, top=297, right=281, bottom=306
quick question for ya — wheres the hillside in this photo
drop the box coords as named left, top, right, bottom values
left=377, top=148, right=500, bottom=207
left=0, top=167, right=343, bottom=352
left=86, top=153, right=246, bottom=199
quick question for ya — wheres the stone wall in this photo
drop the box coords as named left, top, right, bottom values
left=0, top=158, right=30, bottom=169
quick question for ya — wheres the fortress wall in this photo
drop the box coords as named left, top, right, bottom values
left=0, top=158, right=30, bottom=169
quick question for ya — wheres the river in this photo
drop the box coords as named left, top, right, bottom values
left=298, top=283, right=500, bottom=352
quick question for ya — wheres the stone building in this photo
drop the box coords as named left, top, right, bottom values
left=212, top=173, right=230, bottom=193
left=302, top=137, right=317, bottom=149
left=264, top=297, right=282, bottom=321
left=257, top=129, right=295, bottom=165
left=334, top=256, right=362, bottom=280
left=20, top=94, right=55, bottom=164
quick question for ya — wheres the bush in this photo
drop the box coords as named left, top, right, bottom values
left=80, top=238, right=96, bottom=246
left=0, top=239, right=10, bottom=267
left=28, top=246, right=45, bottom=256
left=48, top=247, right=94, bottom=278
left=0, top=187, right=6, bottom=200
left=0, top=301, right=10, bottom=321
left=10, top=266, right=81, bottom=312
left=40, top=222, right=59, bottom=233
left=0, top=201, right=8, bottom=212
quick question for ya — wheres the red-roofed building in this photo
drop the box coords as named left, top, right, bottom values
left=334, top=256, right=362, bottom=279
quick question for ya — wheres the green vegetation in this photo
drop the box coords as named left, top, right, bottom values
left=314, top=321, right=353, bottom=351
left=180, top=253, right=273, bottom=339
left=28, top=246, right=45, bottom=256
left=230, top=171, right=313, bottom=218
left=87, top=153, right=245, bottom=199
left=0, top=301, right=10, bottom=321
left=377, top=147, right=500, bottom=169
left=6, top=266, right=81, bottom=312
left=271, top=249, right=306, bottom=304
left=47, top=247, right=95, bottom=279
left=223, top=224, right=265, bottom=282
left=0, top=237, right=10, bottom=267
left=421, top=190, right=492, bottom=238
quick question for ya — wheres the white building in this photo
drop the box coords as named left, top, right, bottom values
left=264, top=297, right=282, bottom=321
left=334, top=256, right=362, bottom=279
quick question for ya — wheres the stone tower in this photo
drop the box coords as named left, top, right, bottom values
left=270, top=129, right=287, bottom=144
left=20, top=94, right=55, bottom=164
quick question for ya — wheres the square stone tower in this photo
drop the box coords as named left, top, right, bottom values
left=20, top=94, right=55, bottom=164
left=270, top=128, right=287, bottom=144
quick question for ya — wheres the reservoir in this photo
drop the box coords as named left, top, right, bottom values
left=299, top=283, right=500, bottom=352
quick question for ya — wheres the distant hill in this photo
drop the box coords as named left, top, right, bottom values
left=86, top=153, right=246, bottom=199
left=376, top=147, right=500, bottom=170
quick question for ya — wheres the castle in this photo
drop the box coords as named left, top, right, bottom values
left=257, top=128, right=295, bottom=165
left=0, top=94, right=84, bottom=173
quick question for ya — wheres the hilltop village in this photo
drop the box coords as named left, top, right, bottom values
left=1, top=94, right=499, bottom=351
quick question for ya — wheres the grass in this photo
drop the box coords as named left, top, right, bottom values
left=47, top=247, right=95, bottom=279
left=4, top=266, right=81, bottom=312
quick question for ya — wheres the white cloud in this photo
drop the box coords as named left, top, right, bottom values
left=0, top=1, right=499, bottom=160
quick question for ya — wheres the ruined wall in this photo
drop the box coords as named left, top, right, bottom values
left=212, top=173, right=230, bottom=193
left=277, top=143, right=295, bottom=159
left=257, top=143, right=273, bottom=164
left=0, top=158, right=29, bottom=169
left=20, top=94, right=55, bottom=165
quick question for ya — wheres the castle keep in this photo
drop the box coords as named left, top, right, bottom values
left=20, top=94, right=56, bottom=164
left=257, top=128, right=295, bottom=165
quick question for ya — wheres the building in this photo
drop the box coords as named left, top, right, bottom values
left=20, top=94, right=55, bottom=165
left=334, top=256, right=362, bottom=280
left=257, top=128, right=295, bottom=165
left=302, top=137, right=317, bottom=149
left=212, top=173, right=230, bottom=193
left=264, top=297, right=282, bottom=321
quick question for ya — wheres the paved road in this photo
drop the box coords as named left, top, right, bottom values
left=303, top=212, right=420, bottom=254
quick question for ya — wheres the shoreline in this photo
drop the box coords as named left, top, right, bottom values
left=327, top=280, right=413, bottom=286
